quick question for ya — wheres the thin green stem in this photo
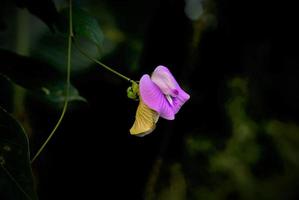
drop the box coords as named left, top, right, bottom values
left=31, top=0, right=73, bottom=163
left=73, top=38, right=134, bottom=83
left=0, top=164, right=33, bottom=200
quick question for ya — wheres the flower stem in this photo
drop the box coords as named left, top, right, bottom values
left=73, top=38, right=134, bottom=83
left=31, top=0, right=73, bottom=163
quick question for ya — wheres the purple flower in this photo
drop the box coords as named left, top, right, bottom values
left=140, top=65, right=190, bottom=120
left=130, top=65, right=190, bottom=137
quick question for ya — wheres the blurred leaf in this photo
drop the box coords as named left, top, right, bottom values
left=154, top=164, right=186, bottom=200
left=185, top=135, right=214, bottom=156
left=226, top=78, right=259, bottom=165
left=39, top=81, right=86, bottom=104
left=0, top=107, right=37, bottom=200
left=31, top=32, right=99, bottom=73
left=207, top=77, right=259, bottom=199
left=72, top=7, right=104, bottom=50
left=0, top=49, right=86, bottom=105
left=14, top=0, right=59, bottom=31
left=266, top=120, right=299, bottom=166
left=58, top=6, right=104, bottom=49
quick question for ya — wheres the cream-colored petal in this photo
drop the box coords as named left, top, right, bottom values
left=130, top=100, right=159, bottom=137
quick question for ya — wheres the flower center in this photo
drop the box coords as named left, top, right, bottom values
left=165, top=94, right=174, bottom=106
left=172, top=89, right=179, bottom=96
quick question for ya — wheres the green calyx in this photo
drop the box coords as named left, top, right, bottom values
left=127, top=81, right=139, bottom=101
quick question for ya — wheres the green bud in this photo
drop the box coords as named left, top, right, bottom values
left=132, top=81, right=139, bottom=94
left=127, top=81, right=139, bottom=100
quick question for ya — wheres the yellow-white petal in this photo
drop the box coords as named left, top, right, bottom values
left=130, top=100, right=159, bottom=137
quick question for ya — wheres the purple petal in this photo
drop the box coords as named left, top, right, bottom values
left=151, top=65, right=179, bottom=97
left=151, top=65, right=190, bottom=113
left=140, top=75, right=175, bottom=120
left=172, top=88, right=190, bottom=114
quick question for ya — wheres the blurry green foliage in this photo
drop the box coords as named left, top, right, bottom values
left=148, top=77, right=299, bottom=200
left=266, top=121, right=299, bottom=166
left=156, top=164, right=187, bottom=200
left=31, top=5, right=104, bottom=74
left=72, top=7, right=104, bottom=50
left=186, top=135, right=214, bottom=156
left=0, top=1, right=107, bottom=198
left=31, top=32, right=100, bottom=74
left=0, top=49, right=86, bottom=108
left=15, top=0, right=59, bottom=31
left=74, top=0, right=145, bottom=73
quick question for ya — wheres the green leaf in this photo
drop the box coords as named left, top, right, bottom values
left=0, top=49, right=86, bottom=105
left=31, top=32, right=99, bottom=74
left=15, top=0, right=59, bottom=31
left=39, top=81, right=87, bottom=105
left=31, top=7, right=105, bottom=74
left=72, top=7, right=104, bottom=50
left=0, top=107, right=38, bottom=200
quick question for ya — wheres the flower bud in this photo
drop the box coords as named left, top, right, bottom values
left=127, top=82, right=139, bottom=100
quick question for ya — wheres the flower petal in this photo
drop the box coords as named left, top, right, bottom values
left=151, top=65, right=180, bottom=97
left=140, top=75, right=175, bottom=120
left=130, top=100, right=159, bottom=137
left=151, top=65, right=190, bottom=114
left=173, top=88, right=190, bottom=114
